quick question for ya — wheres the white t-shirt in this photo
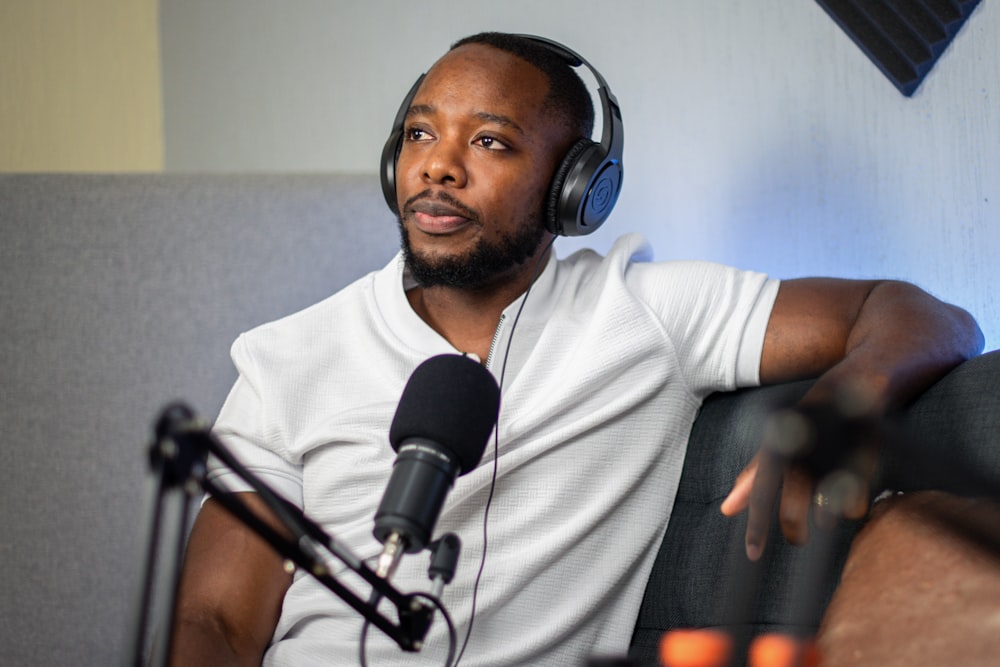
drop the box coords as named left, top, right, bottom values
left=210, top=234, right=779, bottom=666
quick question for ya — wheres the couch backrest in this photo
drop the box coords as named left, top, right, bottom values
left=0, top=174, right=399, bottom=666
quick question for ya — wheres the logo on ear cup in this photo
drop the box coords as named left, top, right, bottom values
left=582, top=163, right=622, bottom=229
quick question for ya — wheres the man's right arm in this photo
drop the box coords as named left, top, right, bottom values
left=169, top=492, right=294, bottom=667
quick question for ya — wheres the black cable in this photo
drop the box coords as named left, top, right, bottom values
left=359, top=590, right=458, bottom=667
left=415, top=592, right=459, bottom=667
left=358, top=591, right=381, bottom=667
left=453, top=236, right=557, bottom=665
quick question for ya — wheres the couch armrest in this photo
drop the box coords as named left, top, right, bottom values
left=880, top=349, right=1000, bottom=496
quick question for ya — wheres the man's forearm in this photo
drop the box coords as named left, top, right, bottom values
left=801, top=280, right=984, bottom=414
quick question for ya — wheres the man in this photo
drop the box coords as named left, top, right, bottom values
left=169, top=33, right=983, bottom=666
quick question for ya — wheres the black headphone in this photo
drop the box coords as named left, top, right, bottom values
left=379, top=35, right=624, bottom=237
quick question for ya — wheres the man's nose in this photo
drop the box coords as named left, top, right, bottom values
left=421, top=139, right=468, bottom=187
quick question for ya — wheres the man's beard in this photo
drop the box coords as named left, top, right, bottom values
left=398, top=211, right=546, bottom=290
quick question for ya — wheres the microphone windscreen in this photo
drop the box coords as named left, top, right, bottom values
left=389, top=354, right=500, bottom=474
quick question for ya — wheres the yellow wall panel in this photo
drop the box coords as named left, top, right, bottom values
left=0, top=0, right=163, bottom=171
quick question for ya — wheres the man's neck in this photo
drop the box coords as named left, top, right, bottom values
left=405, top=248, right=551, bottom=362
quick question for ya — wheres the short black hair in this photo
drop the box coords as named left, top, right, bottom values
left=450, top=32, right=595, bottom=140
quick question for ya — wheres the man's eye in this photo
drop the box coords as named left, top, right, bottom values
left=405, top=127, right=431, bottom=142
left=475, top=136, right=509, bottom=151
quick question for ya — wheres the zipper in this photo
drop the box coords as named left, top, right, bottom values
left=484, top=313, right=507, bottom=369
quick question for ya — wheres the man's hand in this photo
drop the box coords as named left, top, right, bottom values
left=722, top=278, right=983, bottom=560
left=720, top=401, right=875, bottom=561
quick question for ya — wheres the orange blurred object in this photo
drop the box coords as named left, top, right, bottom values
left=748, top=634, right=821, bottom=667
left=802, top=641, right=821, bottom=667
left=659, top=628, right=733, bottom=667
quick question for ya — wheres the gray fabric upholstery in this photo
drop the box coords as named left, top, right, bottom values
left=1, top=174, right=996, bottom=667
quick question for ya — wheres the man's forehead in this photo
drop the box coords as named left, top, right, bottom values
left=414, top=44, right=549, bottom=117
left=424, top=43, right=547, bottom=92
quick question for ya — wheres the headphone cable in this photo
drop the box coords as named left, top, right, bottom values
left=453, top=235, right=557, bottom=666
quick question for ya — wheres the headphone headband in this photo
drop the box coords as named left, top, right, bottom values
left=380, top=35, right=624, bottom=237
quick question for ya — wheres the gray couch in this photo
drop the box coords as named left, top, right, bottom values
left=2, top=174, right=997, bottom=667
left=630, top=350, right=1000, bottom=664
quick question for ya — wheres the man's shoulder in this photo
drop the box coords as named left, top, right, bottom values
left=240, top=261, right=390, bottom=349
left=555, top=233, right=741, bottom=293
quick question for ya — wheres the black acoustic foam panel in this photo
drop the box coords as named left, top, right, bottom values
left=815, top=0, right=982, bottom=96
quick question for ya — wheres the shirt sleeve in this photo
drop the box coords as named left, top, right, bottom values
left=626, top=256, right=780, bottom=396
left=206, top=333, right=305, bottom=508
left=735, top=276, right=780, bottom=386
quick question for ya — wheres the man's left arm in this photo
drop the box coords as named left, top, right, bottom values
left=721, top=278, right=985, bottom=561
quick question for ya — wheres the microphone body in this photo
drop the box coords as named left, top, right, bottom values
left=373, top=354, right=500, bottom=578
left=374, top=438, right=463, bottom=554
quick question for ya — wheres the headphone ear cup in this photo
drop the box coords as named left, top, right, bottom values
left=546, top=139, right=596, bottom=235
left=547, top=139, right=622, bottom=237
left=381, top=74, right=426, bottom=217
left=380, top=128, right=404, bottom=215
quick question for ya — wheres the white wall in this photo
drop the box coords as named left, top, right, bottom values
left=161, top=0, right=999, bottom=350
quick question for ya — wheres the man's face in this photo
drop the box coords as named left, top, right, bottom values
left=395, top=44, right=573, bottom=290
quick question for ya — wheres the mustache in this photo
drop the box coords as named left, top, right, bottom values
left=401, top=189, right=480, bottom=222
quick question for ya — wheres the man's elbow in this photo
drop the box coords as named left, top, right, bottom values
left=168, top=604, right=267, bottom=667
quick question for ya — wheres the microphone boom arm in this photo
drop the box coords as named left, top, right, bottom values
left=202, top=443, right=434, bottom=648
left=128, top=403, right=435, bottom=667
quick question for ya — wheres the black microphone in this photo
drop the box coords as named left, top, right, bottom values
left=373, top=354, right=500, bottom=579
